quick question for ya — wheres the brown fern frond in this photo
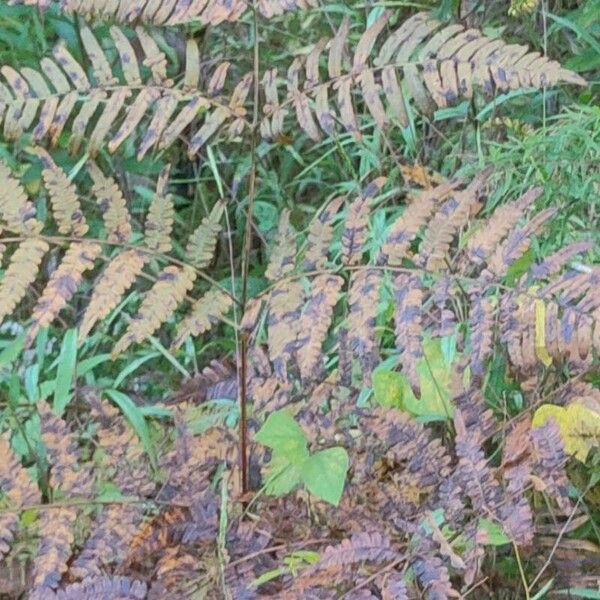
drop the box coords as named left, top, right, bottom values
left=463, top=187, right=541, bottom=267
left=113, top=264, right=196, bottom=355
left=469, top=292, right=496, bottom=379
left=531, top=240, right=593, bottom=280
left=263, top=12, right=585, bottom=140
left=39, top=576, right=147, bottom=600
left=32, top=148, right=88, bottom=236
left=0, top=161, right=43, bottom=235
left=0, top=237, right=49, bottom=326
left=267, top=279, right=306, bottom=380
left=78, top=249, right=147, bottom=343
left=380, top=178, right=461, bottom=265
left=144, top=166, right=174, bottom=254
left=297, top=274, right=344, bottom=381
left=33, top=402, right=94, bottom=591
left=412, top=554, right=459, bottom=599
left=393, top=273, right=423, bottom=395
left=265, top=209, right=296, bottom=282
left=171, top=289, right=233, bottom=350
left=25, top=241, right=102, bottom=346
left=418, top=173, right=488, bottom=272
left=185, top=201, right=225, bottom=269
left=303, top=196, right=344, bottom=271
left=88, top=162, right=132, bottom=244
left=347, top=269, right=382, bottom=382
left=11, top=0, right=314, bottom=26
left=341, top=178, right=387, bottom=266
left=0, top=435, right=41, bottom=558
left=0, top=26, right=245, bottom=158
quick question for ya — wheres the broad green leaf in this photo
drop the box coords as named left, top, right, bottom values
left=264, top=449, right=306, bottom=496
left=479, top=519, right=511, bottom=546
left=374, top=338, right=455, bottom=420
left=53, top=328, right=78, bottom=414
left=256, top=410, right=307, bottom=455
left=0, top=333, right=25, bottom=367
left=533, top=402, right=600, bottom=461
left=106, top=389, right=157, bottom=469
left=300, top=447, right=349, bottom=506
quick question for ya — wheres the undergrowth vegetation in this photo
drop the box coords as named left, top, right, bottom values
left=0, top=0, right=599, bottom=598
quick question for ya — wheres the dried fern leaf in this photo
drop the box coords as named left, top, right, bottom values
left=419, top=173, right=488, bottom=272
left=12, top=0, right=313, bottom=25
left=303, top=196, right=344, bottom=271
left=267, top=279, right=306, bottom=380
left=185, top=201, right=225, bottom=269
left=265, top=209, right=296, bottom=282
left=33, top=402, right=94, bottom=591
left=0, top=435, right=41, bottom=558
left=263, top=12, right=585, bottom=140
left=25, top=242, right=102, bottom=346
left=0, top=28, right=239, bottom=158
left=342, top=178, right=387, bottom=266
left=485, top=206, right=556, bottom=280
left=88, top=162, right=132, bottom=243
left=78, top=249, right=147, bottom=343
left=113, top=265, right=197, bottom=356
left=531, top=240, right=593, bottom=280
left=145, top=166, right=174, bottom=254
left=470, top=292, right=495, bottom=379
left=347, top=269, right=382, bottom=383
left=393, top=273, right=423, bottom=395
left=172, top=289, right=233, bottom=350
left=0, top=237, right=49, bottom=326
left=463, top=187, right=541, bottom=267
left=381, top=178, right=461, bottom=265
left=32, top=148, right=88, bottom=236
left=297, top=274, right=344, bottom=381
left=33, top=576, right=147, bottom=600
left=0, top=161, right=42, bottom=234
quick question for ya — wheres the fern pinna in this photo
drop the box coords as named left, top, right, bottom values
left=0, top=153, right=231, bottom=352
left=0, top=11, right=584, bottom=160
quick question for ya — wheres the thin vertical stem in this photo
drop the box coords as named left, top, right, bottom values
left=238, top=0, right=261, bottom=494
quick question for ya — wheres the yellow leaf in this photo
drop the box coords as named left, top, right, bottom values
left=534, top=299, right=552, bottom=367
left=533, top=402, right=600, bottom=461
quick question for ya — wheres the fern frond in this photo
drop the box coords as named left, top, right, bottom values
left=185, top=201, right=225, bottom=269
left=0, top=435, right=41, bottom=558
left=172, top=289, right=233, bottom=350
left=34, top=402, right=94, bottom=591
left=469, top=292, right=495, bottom=379
left=11, top=0, right=314, bottom=25
left=0, top=161, right=42, bottom=234
left=88, top=162, right=132, bottom=244
left=265, top=209, right=296, bottom=282
left=113, top=265, right=197, bottom=355
left=144, top=166, right=174, bottom=254
left=418, top=174, right=487, bottom=272
left=303, top=196, right=344, bottom=271
left=531, top=240, right=593, bottom=280
left=393, top=273, right=423, bottom=394
left=347, top=269, right=382, bottom=381
left=0, top=27, right=245, bottom=158
left=263, top=12, right=585, bottom=140
left=380, top=179, right=461, bottom=265
left=297, top=274, right=344, bottom=381
left=341, top=178, right=386, bottom=266
left=32, top=148, right=88, bottom=236
left=0, top=237, right=49, bottom=326
left=39, top=576, right=147, bottom=600
left=78, top=249, right=147, bottom=343
left=25, top=241, right=102, bottom=346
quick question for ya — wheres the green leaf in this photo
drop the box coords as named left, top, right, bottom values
left=105, top=389, right=157, bottom=470
left=256, top=410, right=307, bottom=455
left=373, top=338, right=455, bottom=420
left=53, top=329, right=78, bottom=414
left=300, top=447, right=349, bottom=506
left=0, top=333, right=25, bottom=367
left=479, top=519, right=511, bottom=546
left=264, top=449, right=306, bottom=496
